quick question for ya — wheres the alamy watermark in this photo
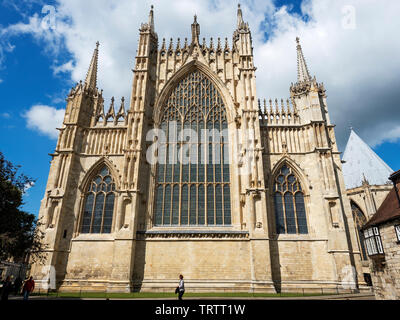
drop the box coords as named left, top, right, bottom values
left=340, top=265, right=357, bottom=290
left=341, top=5, right=357, bottom=30
left=41, top=5, right=57, bottom=30
left=146, top=122, right=259, bottom=176
left=41, top=265, right=57, bottom=290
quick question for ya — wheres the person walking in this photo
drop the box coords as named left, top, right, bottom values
left=14, top=276, right=23, bottom=295
left=177, top=274, right=185, bottom=300
left=1, top=276, right=13, bottom=301
left=22, top=276, right=35, bottom=301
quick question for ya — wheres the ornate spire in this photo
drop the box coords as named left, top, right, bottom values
left=296, top=37, right=311, bottom=83
left=96, top=97, right=105, bottom=122
left=183, top=38, right=189, bottom=51
left=84, top=41, right=99, bottom=90
left=201, top=37, right=207, bottom=50
left=106, top=97, right=116, bottom=122
left=236, top=3, right=248, bottom=31
left=237, top=4, right=244, bottom=28
left=224, top=38, right=230, bottom=52
left=140, top=5, right=156, bottom=34
left=149, top=5, right=155, bottom=32
left=217, top=38, right=222, bottom=52
left=191, top=15, right=200, bottom=45
left=116, top=97, right=126, bottom=121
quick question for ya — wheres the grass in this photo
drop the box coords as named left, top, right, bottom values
left=31, top=291, right=336, bottom=299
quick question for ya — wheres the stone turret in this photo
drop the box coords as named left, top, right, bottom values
left=290, top=37, right=328, bottom=124
left=233, top=4, right=253, bottom=57
left=64, top=42, right=103, bottom=128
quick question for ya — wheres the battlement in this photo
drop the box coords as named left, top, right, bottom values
left=258, top=98, right=299, bottom=125
left=159, top=37, right=235, bottom=58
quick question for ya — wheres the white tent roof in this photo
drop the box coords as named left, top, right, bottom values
left=342, top=129, right=393, bottom=189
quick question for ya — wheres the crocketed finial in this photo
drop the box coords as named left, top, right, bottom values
left=191, top=14, right=200, bottom=45
left=84, top=41, right=100, bottom=90
left=296, top=36, right=312, bottom=82
left=237, top=3, right=244, bottom=29
left=148, top=5, right=155, bottom=32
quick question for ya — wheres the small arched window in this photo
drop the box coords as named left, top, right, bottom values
left=351, top=201, right=368, bottom=261
left=273, top=164, right=308, bottom=234
left=81, top=166, right=116, bottom=234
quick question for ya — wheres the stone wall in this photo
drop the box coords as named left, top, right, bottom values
left=370, top=218, right=400, bottom=299
left=29, top=8, right=369, bottom=294
left=347, top=185, right=392, bottom=220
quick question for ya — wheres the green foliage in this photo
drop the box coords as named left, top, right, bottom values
left=0, top=151, right=45, bottom=263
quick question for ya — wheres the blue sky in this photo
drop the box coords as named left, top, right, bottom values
left=0, top=0, right=399, bottom=217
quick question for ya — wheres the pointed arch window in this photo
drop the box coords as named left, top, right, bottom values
left=351, top=201, right=368, bottom=261
left=81, top=166, right=116, bottom=234
left=273, top=164, right=308, bottom=234
left=154, top=70, right=231, bottom=226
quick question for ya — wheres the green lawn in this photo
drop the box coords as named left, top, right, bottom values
left=31, top=291, right=335, bottom=299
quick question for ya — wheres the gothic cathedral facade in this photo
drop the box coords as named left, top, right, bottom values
left=31, top=6, right=369, bottom=293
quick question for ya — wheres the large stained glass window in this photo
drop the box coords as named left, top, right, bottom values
left=154, top=70, right=231, bottom=226
left=273, top=164, right=308, bottom=234
left=81, top=166, right=116, bottom=233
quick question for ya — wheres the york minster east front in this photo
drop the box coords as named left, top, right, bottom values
left=31, top=5, right=369, bottom=293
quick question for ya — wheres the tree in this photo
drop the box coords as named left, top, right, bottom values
left=0, top=151, right=45, bottom=263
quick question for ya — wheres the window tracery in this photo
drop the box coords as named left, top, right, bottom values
left=154, top=70, right=231, bottom=226
left=273, top=164, right=308, bottom=234
left=81, top=166, right=115, bottom=233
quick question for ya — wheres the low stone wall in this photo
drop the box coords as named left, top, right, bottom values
left=369, top=219, right=400, bottom=300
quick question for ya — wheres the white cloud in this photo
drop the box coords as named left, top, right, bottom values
left=23, top=181, right=35, bottom=196
left=1, top=112, right=10, bottom=118
left=252, top=0, right=400, bottom=148
left=0, top=79, right=3, bottom=83
left=52, top=60, right=74, bottom=75
left=24, top=105, right=64, bottom=139
left=3, top=0, right=400, bottom=149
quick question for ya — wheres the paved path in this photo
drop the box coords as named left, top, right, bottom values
left=8, top=293, right=375, bottom=301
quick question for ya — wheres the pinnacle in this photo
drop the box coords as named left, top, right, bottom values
left=84, top=41, right=100, bottom=91
left=149, top=4, right=155, bottom=32
left=191, top=14, right=200, bottom=45
left=237, top=2, right=246, bottom=30
left=296, top=37, right=312, bottom=83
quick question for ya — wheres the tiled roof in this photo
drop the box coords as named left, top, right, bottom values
left=342, top=129, right=393, bottom=189
left=364, top=171, right=400, bottom=228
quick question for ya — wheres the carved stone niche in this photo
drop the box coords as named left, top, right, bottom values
left=328, top=201, right=340, bottom=228
left=47, top=200, right=59, bottom=229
